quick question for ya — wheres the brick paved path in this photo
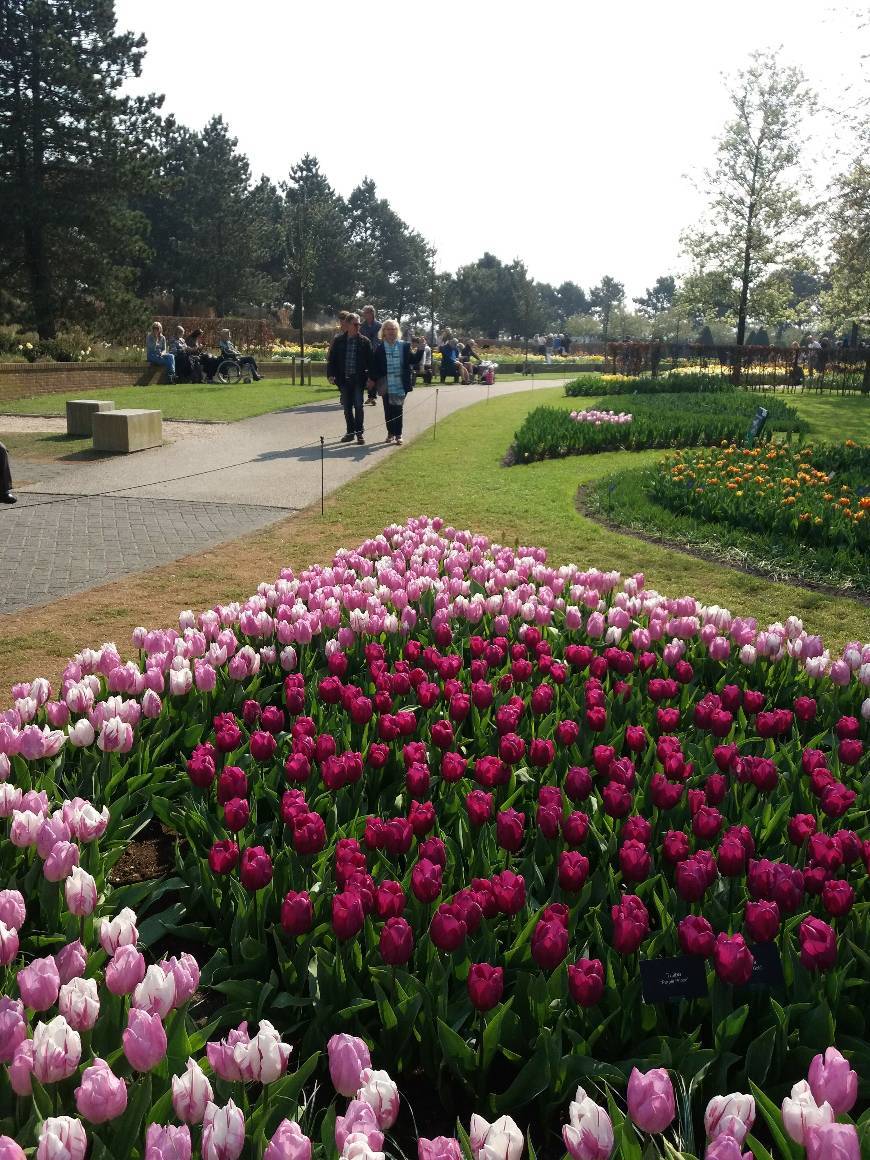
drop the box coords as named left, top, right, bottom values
left=0, top=492, right=287, bottom=613
left=1, top=379, right=566, bottom=613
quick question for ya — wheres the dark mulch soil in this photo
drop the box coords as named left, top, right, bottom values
left=108, top=818, right=177, bottom=885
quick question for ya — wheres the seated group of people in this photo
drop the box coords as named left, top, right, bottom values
left=437, top=331, right=484, bottom=383
left=145, top=322, right=262, bottom=384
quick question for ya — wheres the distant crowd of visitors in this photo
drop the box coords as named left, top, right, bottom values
left=146, top=322, right=263, bottom=384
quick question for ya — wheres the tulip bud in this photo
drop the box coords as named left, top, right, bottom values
left=356, top=1067, right=400, bottom=1129
left=36, top=1118, right=88, bottom=1160
left=265, top=1120, right=313, bottom=1160
left=123, top=1008, right=167, bottom=1072
left=58, top=977, right=99, bottom=1031
left=627, top=1067, right=675, bottom=1134
left=328, top=1033, right=372, bottom=1097
left=782, top=1080, right=835, bottom=1145
left=807, top=1047, right=857, bottom=1115
left=74, top=1057, right=127, bottom=1123
left=172, top=1057, right=214, bottom=1124
left=144, top=1123, right=192, bottom=1160
left=202, top=1100, right=246, bottom=1160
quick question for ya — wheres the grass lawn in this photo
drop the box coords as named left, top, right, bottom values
left=1, top=431, right=105, bottom=462
left=0, top=377, right=335, bottom=423
left=2, top=385, right=868, bottom=694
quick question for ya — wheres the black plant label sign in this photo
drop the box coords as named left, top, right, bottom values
left=640, top=955, right=707, bottom=1003
left=745, top=406, right=769, bottom=443
left=745, top=942, right=785, bottom=989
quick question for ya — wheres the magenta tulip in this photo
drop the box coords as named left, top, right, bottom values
left=808, top=1047, right=857, bottom=1114
left=627, top=1067, right=676, bottom=1133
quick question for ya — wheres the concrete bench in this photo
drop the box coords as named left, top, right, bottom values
left=66, top=399, right=116, bottom=437
left=92, top=408, right=163, bottom=454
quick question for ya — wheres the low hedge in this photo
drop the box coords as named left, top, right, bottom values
left=510, top=393, right=806, bottom=463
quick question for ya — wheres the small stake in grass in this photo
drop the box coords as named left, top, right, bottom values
left=320, top=435, right=324, bottom=514
left=433, top=387, right=439, bottom=441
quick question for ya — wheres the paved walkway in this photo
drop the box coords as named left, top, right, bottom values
left=1, top=379, right=566, bottom=613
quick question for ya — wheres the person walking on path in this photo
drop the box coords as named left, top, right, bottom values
left=327, top=312, right=374, bottom=445
left=360, top=305, right=382, bottom=405
left=369, top=318, right=412, bottom=445
left=0, top=442, right=15, bottom=503
left=146, top=322, right=177, bottom=383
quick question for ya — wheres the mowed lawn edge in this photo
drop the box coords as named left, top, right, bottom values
left=1, top=386, right=868, bottom=693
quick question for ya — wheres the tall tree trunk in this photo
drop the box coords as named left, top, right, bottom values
left=23, top=8, right=55, bottom=338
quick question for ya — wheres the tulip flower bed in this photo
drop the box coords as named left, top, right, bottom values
left=564, top=374, right=737, bottom=397
left=511, top=395, right=804, bottom=463
left=652, top=442, right=870, bottom=550
left=570, top=410, right=632, bottom=426
left=1, top=517, right=869, bottom=1153
left=588, top=441, right=870, bottom=594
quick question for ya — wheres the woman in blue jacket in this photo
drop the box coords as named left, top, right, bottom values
left=369, top=319, right=413, bottom=444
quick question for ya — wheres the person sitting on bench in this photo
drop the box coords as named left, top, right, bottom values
left=410, top=335, right=433, bottom=384
left=145, top=321, right=177, bottom=382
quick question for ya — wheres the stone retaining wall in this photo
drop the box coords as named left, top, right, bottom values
left=0, top=358, right=600, bottom=404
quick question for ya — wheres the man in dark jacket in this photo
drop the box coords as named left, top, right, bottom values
left=0, top=442, right=15, bottom=503
left=360, top=305, right=381, bottom=405
left=326, top=313, right=374, bottom=445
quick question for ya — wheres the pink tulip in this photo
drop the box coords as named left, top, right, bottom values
left=265, top=1120, right=313, bottom=1160
left=36, top=815, right=71, bottom=859
left=202, top=1100, right=246, bottom=1160
left=356, top=1068, right=400, bottom=1129
left=808, top=1047, right=858, bottom=1114
left=172, top=1057, right=213, bottom=1124
left=74, top=1057, right=128, bottom=1123
left=342, top=1135, right=386, bottom=1160
left=32, top=1015, right=81, bottom=1083
left=160, top=952, right=200, bottom=1006
left=246, top=1020, right=291, bottom=1083
left=0, top=923, right=19, bottom=966
left=58, top=978, right=99, bottom=1031
left=805, top=1124, right=860, bottom=1160
left=328, top=1033, right=372, bottom=1096
left=67, top=719, right=95, bottom=748
left=627, top=1067, right=675, bottom=1134
left=18, top=955, right=60, bottom=1011
left=704, top=1137, right=750, bottom=1160
left=99, top=906, right=138, bottom=954
left=563, top=1088, right=614, bottom=1160
left=63, top=800, right=109, bottom=841
left=0, top=997, right=26, bottom=1063
left=97, top=715, right=134, bottom=752
left=106, top=944, right=146, bottom=995
left=123, top=1008, right=167, bottom=1072
left=55, top=940, right=87, bottom=984
left=9, top=1039, right=34, bottom=1095
left=0, top=890, right=25, bottom=930
left=418, top=1139, right=462, bottom=1160
left=10, top=810, right=42, bottom=847
left=704, top=1093, right=755, bottom=1145
left=335, top=1100, right=385, bottom=1153
left=0, top=1135, right=26, bottom=1160
left=469, top=1115, right=524, bottom=1160
left=36, top=1117, right=87, bottom=1160
left=132, top=965, right=176, bottom=1018
left=206, top=1022, right=252, bottom=1081
left=782, top=1081, right=835, bottom=1145
left=65, top=867, right=97, bottom=916
left=43, top=840, right=80, bottom=882
left=145, top=1124, right=192, bottom=1160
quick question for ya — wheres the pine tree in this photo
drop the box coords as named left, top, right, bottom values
left=0, top=0, right=163, bottom=336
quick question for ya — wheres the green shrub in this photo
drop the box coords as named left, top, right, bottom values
left=511, top=393, right=806, bottom=464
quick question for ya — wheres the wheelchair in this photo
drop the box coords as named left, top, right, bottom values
left=215, top=357, right=253, bottom=385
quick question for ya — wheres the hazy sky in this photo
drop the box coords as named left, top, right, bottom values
left=116, top=0, right=866, bottom=297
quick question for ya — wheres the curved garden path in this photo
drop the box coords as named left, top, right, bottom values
left=1, top=379, right=566, bottom=613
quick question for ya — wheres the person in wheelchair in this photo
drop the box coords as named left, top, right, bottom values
left=218, top=329, right=263, bottom=382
